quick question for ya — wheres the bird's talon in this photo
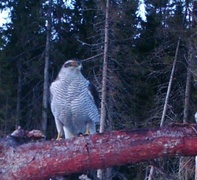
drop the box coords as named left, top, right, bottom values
left=84, top=130, right=90, bottom=136
left=56, top=133, right=62, bottom=140
left=56, top=137, right=62, bottom=141
left=85, top=124, right=90, bottom=136
left=78, top=133, right=83, bottom=137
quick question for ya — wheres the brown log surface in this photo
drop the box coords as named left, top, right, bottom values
left=1, top=124, right=197, bottom=179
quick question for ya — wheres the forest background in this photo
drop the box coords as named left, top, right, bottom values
left=0, top=0, right=197, bottom=179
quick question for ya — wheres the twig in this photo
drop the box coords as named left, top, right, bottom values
left=82, top=53, right=103, bottom=62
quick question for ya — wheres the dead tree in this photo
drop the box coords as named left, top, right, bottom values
left=41, top=0, right=52, bottom=134
left=1, top=124, right=197, bottom=179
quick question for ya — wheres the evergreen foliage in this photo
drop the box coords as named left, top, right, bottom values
left=0, top=0, right=197, bottom=179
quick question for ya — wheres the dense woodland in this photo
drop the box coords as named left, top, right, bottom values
left=0, top=0, right=197, bottom=179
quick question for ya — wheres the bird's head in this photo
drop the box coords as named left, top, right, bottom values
left=59, top=59, right=82, bottom=76
left=63, top=59, right=82, bottom=70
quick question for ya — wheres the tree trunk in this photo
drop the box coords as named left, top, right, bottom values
left=16, top=58, right=22, bottom=125
left=179, top=3, right=197, bottom=178
left=41, top=0, right=52, bottom=134
left=178, top=71, right=192, bottom=180
left=98, top=0, right=109, bottom=179
left=1, top=124, right=197, bottom=179
left=148, top=39, right=181, bottom=179
left=190, top=1, right=197, bottom=179
left=160, top=39, right=180, bottom=126
left=183, top=69, right=191, bottom=123
left=100, top=0, right=109, bottom=133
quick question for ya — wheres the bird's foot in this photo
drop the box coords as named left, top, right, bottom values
left=84, top=129, right=90, bottom=136
left=56, top=133, right=62, bottom=141
left=78, top=131, right=89, bottom=137
left=84, top=123, right=90, bottom=136
left=84, top=131, right=90, bottom=136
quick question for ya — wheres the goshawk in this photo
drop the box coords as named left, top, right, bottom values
left=50, top=59, right=100, bottom=139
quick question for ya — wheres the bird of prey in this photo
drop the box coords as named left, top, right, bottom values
left=50, top=59, right=100, bottom=139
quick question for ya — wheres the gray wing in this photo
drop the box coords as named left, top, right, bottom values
left=49, top=78, right=59, bottom=104
left=88, top=82, right=100, bottom=109
left=49, top=83, right=54, bottom=105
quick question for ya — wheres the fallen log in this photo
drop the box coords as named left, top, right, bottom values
left=1, top=124, right=197, bottom=179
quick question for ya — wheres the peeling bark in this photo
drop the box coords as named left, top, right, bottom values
left=1, top=124, right=197, bottom=179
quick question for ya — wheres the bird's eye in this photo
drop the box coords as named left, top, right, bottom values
left=71, top=62, right=76, bottom=66
left=64, top=61, right=78, bottom=68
